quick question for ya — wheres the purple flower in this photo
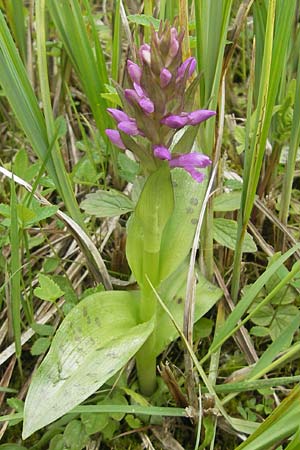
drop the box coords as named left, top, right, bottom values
left=118, top=120, right=140, bottom=136
left=105, top=129, right=126, bottom=150
left=187, top=110, right=216, bottom=125
left=139, top=98, right=154, bottom=114
left=139, top=44, right=151, bottom=64
left=161, top=113, right=189, bottom=128
left=153, top=145, right=171, bottom=160
left=160, top=68, right=172, bottom=88
left=161, top=109, right=216, bottom=129
left=177, top=57, right=197, bottom=80
left=169, top=152, right=212, bottom=183
left=126, top=84, right=155, bottom=114
left=169, top=152, right=211, bottom=169
left=127, top=59, right=142, bottom=84
left=107, top=108, right=131, bottom=123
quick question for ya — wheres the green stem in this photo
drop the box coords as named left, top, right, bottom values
left=136, top=250, right=159, bottom=396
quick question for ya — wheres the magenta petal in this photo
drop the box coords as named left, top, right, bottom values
left=153, top=145, right=171, bottom=160
left=127, top=59, right=142, bottom=84
left=161, top=114, right=189, bottom=128
left=187, top=109, right=216, bottom=125
left=105, top=129, right=126, bottom=150
left=107, top=108, right=130, bottom=123
left=160, top=68, right=172, bottom=88
left=118, top=120, right=140, bottom=136
left=139, top=98, right=154, bottom=114
left=169, top=152, right=211, bottom=169
left=185, top=167, right=205, bottom=183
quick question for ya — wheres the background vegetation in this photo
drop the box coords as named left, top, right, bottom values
left=1, top=0, right=300, bottom=449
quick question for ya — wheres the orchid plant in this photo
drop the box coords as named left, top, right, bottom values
left=22, top=22, right=220, bottom=439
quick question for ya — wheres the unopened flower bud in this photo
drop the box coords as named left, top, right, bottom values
left=124, top=89, right=140, bottom=104
left=160, top=68, right=172, bottom=88
left=105, top=129, right=126, bottom=149
left=169, top=27, right=179, bottom=58
left=153, top=145, right=171, bottom=160
left=139, top=98, right=155, bottom=114
left=118, top=120, right=140, bottom=136
left=139, top=44, right=151, bottom=65
left=177, top=57, right=197, bottom=80
left=187, top=110, right=216, bottom=125
left=107, top=108, right=131, bottom=123
left=127, top=60, right=142, bottom=84
left=161, top=113, right=189, bottom=128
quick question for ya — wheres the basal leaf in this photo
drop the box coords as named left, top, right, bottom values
left=22, top=291, right=153, bottom=438
left=81, top=190, right=134, bottom=217
left=155, top=261, right=222, bottom=355
left=213, top=218, right=257, bottom=253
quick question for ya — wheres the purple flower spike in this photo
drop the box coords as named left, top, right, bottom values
left=139, top=44, right=151, bottom=64
left=160, top=68, right=172, bottom=88
left=118, top=120, right=140, bottom=136
left=187, top=109, right=216, bottom=125
left=107, top=108, right=130, bottom=123
left=161, top=113, right=189, bottom=129
left=177, top=57, right=197, bottom=79
left=153, top=145, right=171, bottom=160
left=139, top=97, right=154, bottom=114
left=105, top=129, right=126, bottom=150
left=127, top=59, right=142, bottom=84
left=169, top=152, right=211, bottom=169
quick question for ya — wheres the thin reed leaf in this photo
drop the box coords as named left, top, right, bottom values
left=111, top=0, right=121, bottom=81
left=0, top=9, right=82, bottom=225
left=9, top=176, right=22, bottom=364
left=3, top=0, right=27, bottom=62
left=47, top=0, right=110, bottom=137
left=279, top=55, right=300, bottom=229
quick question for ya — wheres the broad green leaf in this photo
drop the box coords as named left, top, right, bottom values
left=213, top=191, right=242, bottom=211
left=213, top=218, right=257, bottom=252
left=34, top=274, right=64, bottom=302
left=155, top=261, right=222, bottom=355
left=22, top=291, right=153, bottom=438
left=159, top=168, right=207, bottom=281
left=81, top=190, right=134, bottom=218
